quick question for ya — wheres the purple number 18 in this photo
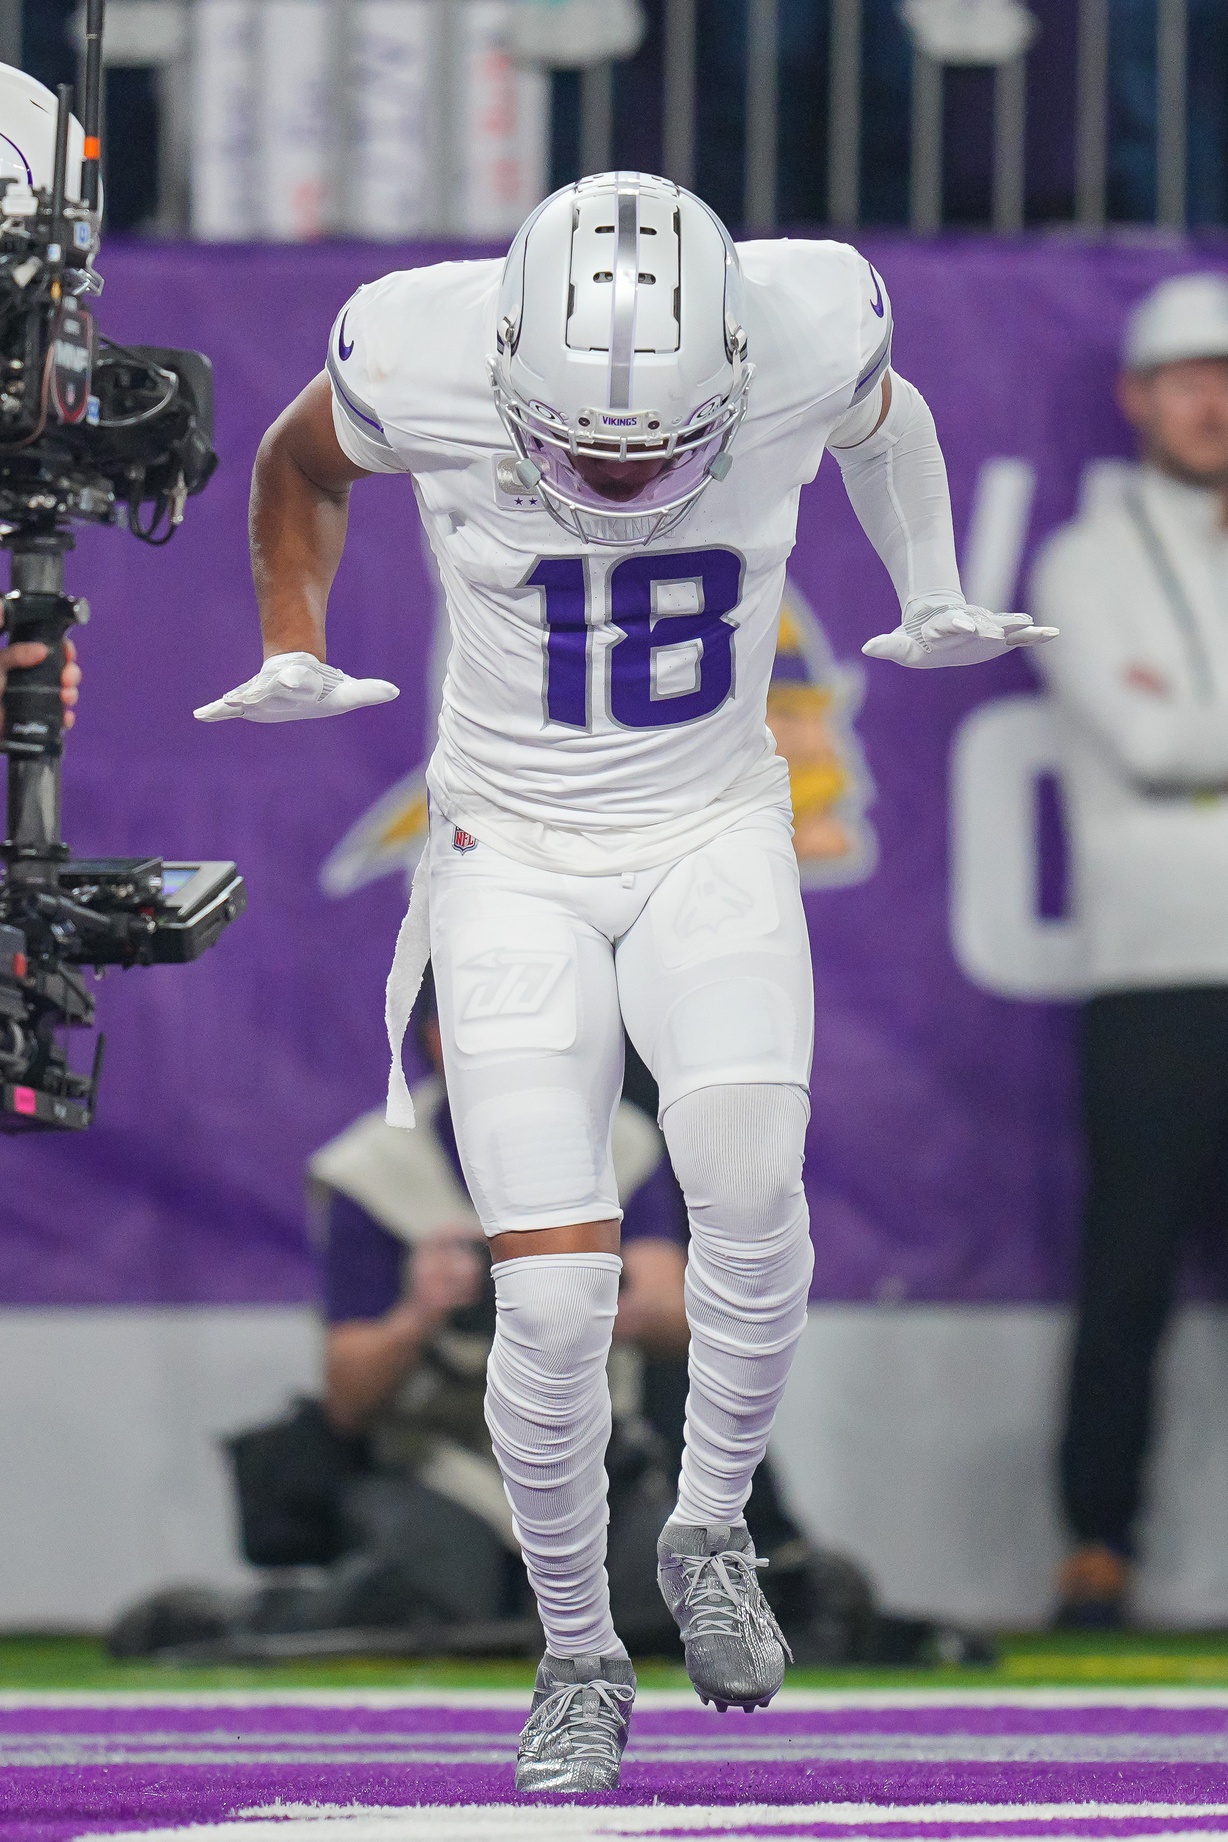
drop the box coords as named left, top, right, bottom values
left=528, top=548, right=743, bottom=731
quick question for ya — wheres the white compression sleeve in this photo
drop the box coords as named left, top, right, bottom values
left=661, top=1085, right=814, bottom=1528
left=831, top=373, right=963, bottom=623
left=484, top=1252, right=627, bottom=1659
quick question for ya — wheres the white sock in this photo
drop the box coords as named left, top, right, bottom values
left=661, top=1084, right=814, bottom=1528
left=484, top=1251, right=627, bottom=1660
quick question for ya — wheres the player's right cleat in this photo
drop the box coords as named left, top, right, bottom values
left=657, top=1519, right=791, bottom=1711
left=514, top=1652, right=636, bottom=1794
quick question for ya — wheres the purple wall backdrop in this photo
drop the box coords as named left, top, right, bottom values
left=1, top=234, right=1225, bottom=1310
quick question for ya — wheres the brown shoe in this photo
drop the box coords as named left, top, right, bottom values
left=1054, top=1543, right=1130, bottom=1627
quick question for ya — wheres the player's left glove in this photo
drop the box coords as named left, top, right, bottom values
left=863, top=596, right=1057, bottom=669
left=193, top=650, right=400, bottom=723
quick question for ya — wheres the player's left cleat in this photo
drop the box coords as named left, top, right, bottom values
left=657, top=1519, right=792, bottom=1712
left=515, top=1652, right=637, bottom=1794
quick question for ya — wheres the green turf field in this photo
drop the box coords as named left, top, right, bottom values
left=4, top=1630, right=1228, bottom=1692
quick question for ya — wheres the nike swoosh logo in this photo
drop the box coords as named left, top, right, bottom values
left=338, top=313, right=354, bottom=361
left=868, top=267, right=884, bottom=318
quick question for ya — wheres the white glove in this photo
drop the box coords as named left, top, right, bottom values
left=863, top=597, right=1058, bottom=669
left=194, top=651, right=400, bottom=723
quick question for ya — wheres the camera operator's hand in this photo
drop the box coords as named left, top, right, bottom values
left=193, top=650, right=399, bottom=724
left=0, top=632, right=80, bottom=736
left=404, top=1231, right=485, bottom=1333
left=324, top=1228, right=485, bottom=1433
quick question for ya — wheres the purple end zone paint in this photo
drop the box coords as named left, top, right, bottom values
left=5, top=1699, right=1228, bottom=1837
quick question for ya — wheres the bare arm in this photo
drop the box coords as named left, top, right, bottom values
left=325, top=1303, right=434, bottom=1434
left=249, top=372, right=371, bottom=663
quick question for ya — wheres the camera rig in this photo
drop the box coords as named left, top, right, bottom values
left=0, top=0, right=245, bottom=1131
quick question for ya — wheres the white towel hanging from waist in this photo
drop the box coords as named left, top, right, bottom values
left=384, top=844, right=432, bottom=1128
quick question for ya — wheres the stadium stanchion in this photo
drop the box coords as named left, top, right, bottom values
left=828, top=0, right=863, bottom=228
left=662, top=0, right=696, bottom=191
left=1156, top=0, right=1188, bottom=229
left=910, top=46, right=943, bottom=233
left=580, top=58, right=615, bottom=176
left=744, top=0, right=780, bottom=232
left=1075, top=0, right=1110, bottom=229
left=993, top=52, right=1027, bottom=233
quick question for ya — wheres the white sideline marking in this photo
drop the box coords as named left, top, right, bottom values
left=239, top=1803, right=1228, bottom=1822
left=18, top=1687, right=1228, bottom=1710
left=67, top=1805, right=1228, bottom=1842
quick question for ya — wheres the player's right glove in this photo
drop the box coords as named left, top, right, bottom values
left=863, top=597, right=1057, bottom=669
left=193, top=651, right=400, bottom=723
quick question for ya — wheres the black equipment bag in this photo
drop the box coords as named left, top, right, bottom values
left=224, top=1397, right=371, bottom=1568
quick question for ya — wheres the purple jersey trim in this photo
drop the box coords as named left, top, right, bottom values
left=851, top=324, right=892, bottom=402
left=325, top=348, right=393, bottom=445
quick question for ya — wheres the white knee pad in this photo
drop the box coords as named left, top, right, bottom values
left=484, top=1253, right=626, bottom=1659
left=664, top=1082, right=809, bottom=1238
left=662, top=1084, right=814, bottom=1526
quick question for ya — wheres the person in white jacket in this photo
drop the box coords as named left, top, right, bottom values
left=1032, top=272, right=1228, bottom=1625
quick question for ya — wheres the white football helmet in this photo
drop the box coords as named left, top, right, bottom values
left=491, top=171, right=752, bottom=546
left=0, top=63, right=87, bottom=201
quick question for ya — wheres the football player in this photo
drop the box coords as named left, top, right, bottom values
left=198, top=173, right=1054, bottom=1793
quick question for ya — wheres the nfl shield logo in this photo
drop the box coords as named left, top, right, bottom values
left=452, top=827, right=478, bottom=854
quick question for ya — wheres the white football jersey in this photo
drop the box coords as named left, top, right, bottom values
left=328, top=240, right=891, bottom=875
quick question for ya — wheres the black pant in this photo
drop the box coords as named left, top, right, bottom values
left=1061, top=986, right=1228, bottom=1550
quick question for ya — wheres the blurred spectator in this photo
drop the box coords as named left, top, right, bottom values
left=1032, top=272, right=1228, bottom=1624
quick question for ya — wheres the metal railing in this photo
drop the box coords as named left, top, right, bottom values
left=581, top=0, right=1192, bottom=236
left=59, top=0, right=1204, bottom=239
left=690, top=0, right=1191, bottom=236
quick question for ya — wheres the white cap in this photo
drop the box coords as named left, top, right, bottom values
left=1123, top=273, right=1228, bottom=372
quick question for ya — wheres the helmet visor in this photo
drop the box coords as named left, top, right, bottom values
left=522, top=425, right=727, bottom=520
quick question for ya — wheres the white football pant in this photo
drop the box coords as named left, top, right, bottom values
left=429, top=803, right=815, bottom=1659
left=428, top=802, right=813, bottom=1232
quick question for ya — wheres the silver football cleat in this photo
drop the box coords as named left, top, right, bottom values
left=657, top=1519, right=792, bottom=1711
left=515, top=1651, right=637, bottom=1794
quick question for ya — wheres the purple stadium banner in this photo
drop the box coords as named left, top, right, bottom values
left=0, top=235, right=1224, bottom=1311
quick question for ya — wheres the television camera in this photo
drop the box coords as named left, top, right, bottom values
left=0, top=1, right=244, bottom=1132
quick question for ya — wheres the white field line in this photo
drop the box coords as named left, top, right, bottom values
left=236, top=1804, right=1228, bottom=1824
left=18, top=1687, right=1228, bottom=1711
left=66, top=1808, right=1228, bottom=1842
